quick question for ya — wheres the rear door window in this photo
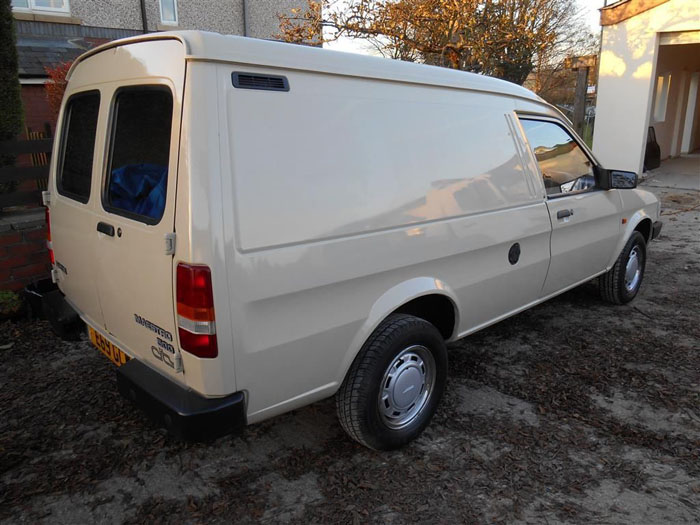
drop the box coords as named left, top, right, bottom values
left=104, top=87, right=173, bottom=224
left=57, top=91, right=100, bottom=203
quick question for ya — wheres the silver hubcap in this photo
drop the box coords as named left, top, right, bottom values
left=378, top=345, right=435, bottom=429
left=625, top=246, right=642, bottom=292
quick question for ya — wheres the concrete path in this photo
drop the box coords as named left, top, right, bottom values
left=643, top=152, right=700, bottom=191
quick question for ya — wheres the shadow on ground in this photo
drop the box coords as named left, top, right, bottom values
left=1, top=186, right=698, bottom=524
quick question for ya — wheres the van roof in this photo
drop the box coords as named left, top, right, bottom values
left=70, top=31, right=543, bottom=103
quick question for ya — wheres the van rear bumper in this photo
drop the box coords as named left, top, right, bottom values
left=116, top=359, right=246, bottom=441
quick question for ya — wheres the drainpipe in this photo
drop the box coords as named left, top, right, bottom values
left=140, top=0, right=148, bottom=33
left=242, top=0, right=248, bottom=37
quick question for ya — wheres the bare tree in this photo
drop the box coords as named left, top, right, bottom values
left=278, top=0, right=594, bottom=86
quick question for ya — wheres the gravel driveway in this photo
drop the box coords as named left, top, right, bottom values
left=1, top=183, right=698, bottom=524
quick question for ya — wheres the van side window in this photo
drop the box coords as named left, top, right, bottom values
left=105, top=87, right=173, bottom=224
left=57, top=91, right=100, bottom=203
left=519, top=119, right=595, bottom=196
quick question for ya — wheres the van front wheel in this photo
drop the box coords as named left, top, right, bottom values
left=336, top=314, right=447, bottom=450
left=600, top=231, right=647, bottom=304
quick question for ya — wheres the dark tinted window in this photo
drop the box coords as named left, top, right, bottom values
left=520, top=119, right=595, bottom=196
left=58, top=91, right=100, bottom=203
left=105, top=88, right=173, bottom=224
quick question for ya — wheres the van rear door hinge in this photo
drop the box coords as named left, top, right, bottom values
left=42, top=191, right=51, bottom=206
left=164, top=233, right=176, bottom=255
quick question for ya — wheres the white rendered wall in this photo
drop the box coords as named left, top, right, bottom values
left=651, top=43, right=700, bottom=158
left=593, top=0, right=700, bottom=173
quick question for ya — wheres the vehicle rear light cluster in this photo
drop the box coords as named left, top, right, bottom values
left=176, top=263, right=218, bottom=358
left=45, top=207, right=55, bottom=265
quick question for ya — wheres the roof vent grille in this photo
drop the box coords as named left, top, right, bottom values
left=232, top=72, right=290, bottom=92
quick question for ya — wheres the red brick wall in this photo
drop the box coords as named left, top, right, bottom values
left=21, top=84, right=56, bottom=137
left=0, top=214, right=50, bottom=292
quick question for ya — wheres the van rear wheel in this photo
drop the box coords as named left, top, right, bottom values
left=336, top=314, right=447, bottom=450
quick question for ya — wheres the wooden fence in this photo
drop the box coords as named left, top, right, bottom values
left=0, top=136, right=53, bottom=210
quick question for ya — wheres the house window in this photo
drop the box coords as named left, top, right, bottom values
left=11, top=0, right=70, bottom=13
left=653, top=73, right=671, bottom=122
left=159, top=0, right=178, bottom=25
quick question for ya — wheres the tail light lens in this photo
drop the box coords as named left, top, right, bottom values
left=176, top=263, right=218, bottom=358
left=45, top=206, right=55, bottom=265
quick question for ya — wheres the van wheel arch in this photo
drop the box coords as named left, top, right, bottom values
left=337, top=283, right=459, bottom=401
left=634, top=218, right=653, bottom=243
left=391, top=293, right=457, bottom=340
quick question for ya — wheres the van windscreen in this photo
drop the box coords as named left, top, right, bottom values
left=105, top=87, right=173, bottom=224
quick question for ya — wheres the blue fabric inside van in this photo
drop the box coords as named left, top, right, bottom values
left=109, top=164, right=167, bottom=220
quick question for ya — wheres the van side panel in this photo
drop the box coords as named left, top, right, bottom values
left=216, top=65, right=552, bottom=420
left=228, top=71, right=536, bottom=252
left=174, top=61, right=238, bottom=396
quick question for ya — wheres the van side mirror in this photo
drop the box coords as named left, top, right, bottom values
left=610, top=170, right=638, bottom=189
left=597, top=169, right=638, bottom=190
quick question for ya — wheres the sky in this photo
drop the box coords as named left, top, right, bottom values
left=326, top=0, right=607, bottom=54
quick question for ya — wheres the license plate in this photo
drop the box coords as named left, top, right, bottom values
left=88, top=326, right=129, bottom=367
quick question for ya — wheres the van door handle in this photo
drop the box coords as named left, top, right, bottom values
left=97, top=221, right=115, bottom=236
left=557, top=209, right=573, bottom=219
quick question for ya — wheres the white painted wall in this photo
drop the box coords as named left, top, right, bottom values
left=592, top=0, right=700, bottom=173
left=685, top=73, right=700, bottom=153
left=651, top=43, right=700, bottom=158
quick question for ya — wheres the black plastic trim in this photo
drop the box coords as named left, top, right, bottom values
left=652, top=220, right=663, bottom=240
left=28, top=279, right=85, bottom=341
left=231, top=72, right=290, bottom=92
left=508, top=243, right=521, bottom=265
left=96, top=221, right=115, bottom=236
left=116, top=359, right=246, bottom=441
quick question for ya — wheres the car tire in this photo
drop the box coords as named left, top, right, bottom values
left=600, top=231, right=647, bottom=305
left=336, top=313, right=447, bottom=450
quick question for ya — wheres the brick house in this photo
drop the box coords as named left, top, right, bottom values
left=2, top=0, right=306, bottom=292
left=13, top=0, right=305, bottom=141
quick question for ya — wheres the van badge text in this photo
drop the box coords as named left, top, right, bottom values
left=134, top=314, right=173, bottom=341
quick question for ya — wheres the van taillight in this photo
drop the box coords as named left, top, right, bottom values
left=45, top=207, right=55, bottom=265
left=176, top=263, right=218, bottom=358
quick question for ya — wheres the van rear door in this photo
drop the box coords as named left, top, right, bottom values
left=95, top=82, right=182, bottom=373
left=50, top=91, right=104, bottom=330
left=55, top=39, right=186, bottom=378
left=93, top=41, right=185, bottom=377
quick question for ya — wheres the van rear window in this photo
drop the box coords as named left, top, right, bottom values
left=57, top=91, right=100, bottom=203
left=105, top=87, right=173, bottom=224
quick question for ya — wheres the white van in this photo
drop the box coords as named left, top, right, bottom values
left=44, top=31, right=661, bottom=450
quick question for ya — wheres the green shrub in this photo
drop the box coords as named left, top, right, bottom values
left=0, top=290, right=23, bottom=317
left=0, top=0, right=24, bottom=195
